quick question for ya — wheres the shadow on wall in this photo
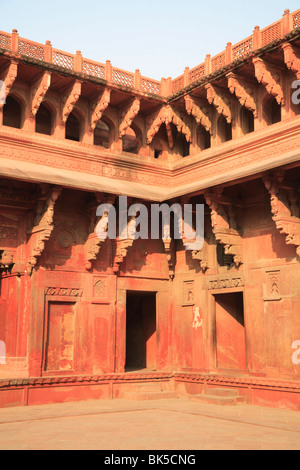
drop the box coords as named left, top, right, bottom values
left=0, top=341, right=6, bottom=364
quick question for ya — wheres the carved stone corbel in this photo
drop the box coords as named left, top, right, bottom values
left=184, top=95, right=212, bottom=134
left=179, top=211, right=208, bottom=271
left=113, top=216, right=137, bottom=273
left=61, top=80, right=81, bottom=124
left=205, top=83, right=232, bottom=123
left=25, top=186, right=62, bottom=275
left=0, top=250, right=15, bottom=269
left=253, top=57, right=284, bottom=105
left=30, top=71, right=51, bottom=117
left=263, top=173, right=300, bottom=257
left=0, top=61, right=18, bottom=109
left=90, top=88, right=111, bottom=130
left=119, top=97, right=140, bottom=137
left=282, top=43, right=300, bottom=79
left=204, top=190, right=243, bottom=266
left=147, top=105, right=192, bottom=146
left=162, top=237, right=176, bottom=280
left=85, top=194, right=115, bottom=270
left=227, top=73, right=257, bottom=117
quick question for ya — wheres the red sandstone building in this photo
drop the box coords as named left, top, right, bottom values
left=0, top=9, right=300, bottom=410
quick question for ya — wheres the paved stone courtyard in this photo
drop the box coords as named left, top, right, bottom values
left=0, top=397, right=299, bottom=450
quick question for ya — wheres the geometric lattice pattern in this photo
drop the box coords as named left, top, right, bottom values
left=141, top=78, right=161, bottom=95
left=112, top=68, right=134, bottom=87
left=19, top=40, right=45, bottom=61
left=0, top=33, right=11, bottom=51
left=211, top=52, right=226, bottom=72
left=53, top=51, right=74, bottom=70
left=83, top=60, right=105, bottom=79
left=261, top=22, right=282, bottom=47
left=233, top=37, right=253, bottom=60
left=189, top=64, right=205, bottom=84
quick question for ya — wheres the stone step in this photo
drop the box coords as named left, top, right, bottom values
left=189, top=388, right=247, bottom=406
left=204, top=387, right=239, bottom=397
left=123, top=391, right=178, bottom=401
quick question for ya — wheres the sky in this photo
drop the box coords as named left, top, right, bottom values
left=1, top=0, right=299, bottom=80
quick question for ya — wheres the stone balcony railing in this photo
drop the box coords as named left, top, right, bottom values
left=0, top=8, right=299, bottom=98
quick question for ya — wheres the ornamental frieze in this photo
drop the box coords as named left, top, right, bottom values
left=207, top=276, right=244, bottom=290
left=46, top=287, right=83, bottom=297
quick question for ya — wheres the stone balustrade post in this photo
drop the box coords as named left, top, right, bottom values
left=282, top=9, right=293, bottom=35
left=225, top=43, right=232, bottom=65
left=11, top=29, right=19, bottom=53
left=205, top=54, right=212, bottom=76
left=105, top=60, right=112, bottom=81
left=184, top=67, right=190, bottom=87
left=252, top=26, right=262, bottom=50
left=44, top=40, right=53, bottom=63
left=74, top=50, right=83, bottom=72
left=134, top=69, right=141, bottom=90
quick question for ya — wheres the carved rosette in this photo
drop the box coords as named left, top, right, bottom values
left=25, top=186, right=62, bottom=275
left=205, top=191, right=243, bottom=266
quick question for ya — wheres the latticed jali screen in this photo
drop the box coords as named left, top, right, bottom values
left=0, top=33, right=11, bottom=51
left=141, top=78, right=161, bottom=95
left=18, top=39, right=45, bottom=61
left=233, top=37, right=253, bottom=60
left=53, top=51, right=74, bottom=70
left=112, top=68, right=134, bottom=87
left=83, top=60, right=105, bottom=79
left=189, top=64, right=205, bottom=84
left=261, top=22, right=282, bottom=47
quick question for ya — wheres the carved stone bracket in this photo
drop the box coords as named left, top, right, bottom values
left=31, top=72, right=51, bottom=117
left=204, top=190, right=243, bottom=266
left=90, top=88, right=111, bottom=130
left=0, top=250, right=15, bottom=269
left=25, top=186, right=62, bottom=275
left=0, top=61, right=18, bottom=109
left=205, top=84, right=232, bottom=123
left=253, top=57, right=284, bottom=105
left=85, top=194, right=115, bottom=270
left=113, top=216, right=137, bottom=273
left=61, top=80, right=81, bottom=124
left=227, top=72, right=257, bottom=117
left=179, top=214, right=208, bottom=271
left=119, top=98, right=140, bottom=137
left=282, top=43, right=300, bottom=79
left=263, top=173, right=300, bottom=257
left=162, top=237, right=175, bottom=280
left=184, top=95, right=212, bottom=134
left=147, top=105, right=192, bottom=147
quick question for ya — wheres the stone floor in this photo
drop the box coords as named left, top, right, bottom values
left=0, top=397, right=299, bottom=450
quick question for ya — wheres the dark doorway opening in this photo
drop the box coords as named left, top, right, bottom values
left=214, top=292, right=246, bottom=371
left=126, top=292, right=157, bottom=372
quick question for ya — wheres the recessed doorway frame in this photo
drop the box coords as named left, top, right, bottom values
left=208, top=287, right=249, bottom=374
left=115, top=278, right=170, bottom=374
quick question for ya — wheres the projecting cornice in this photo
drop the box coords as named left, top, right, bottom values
left=0, top=116, right=299, bottom=202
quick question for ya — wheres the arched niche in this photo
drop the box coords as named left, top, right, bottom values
left=263, top=94, right=281, bottom=126
left=197, top=124, right=211, bottom=150
left=240, top=106, right=254, bottom=135
left=94, top=115, right=115, bottom=149
left=65, top=109, right=84, bottom=142
left=217, top=115, right=232, bottom=143
left=36, top=102, right=54, bottom=136
left=3, top=95, right=24, bottom=129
